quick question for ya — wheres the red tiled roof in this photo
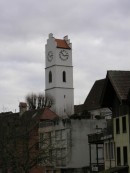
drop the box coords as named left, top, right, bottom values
left=55, top=39, right=70, bottom=49
left=40, top=107, right=59, bottom=120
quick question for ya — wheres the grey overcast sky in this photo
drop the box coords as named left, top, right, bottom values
left=0, top=0, right=130, bottom=112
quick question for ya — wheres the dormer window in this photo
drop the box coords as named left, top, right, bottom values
left=49, top=71, right=52, bottom=83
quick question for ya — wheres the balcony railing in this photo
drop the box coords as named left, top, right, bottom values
left=88, top=132, right=104, bottom=144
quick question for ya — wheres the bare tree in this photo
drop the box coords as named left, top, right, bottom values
left=26, top=93, right=54, bottom=110
left=0, top=94, right=56, bottom=173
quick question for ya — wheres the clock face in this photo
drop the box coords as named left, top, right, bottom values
left=47, top=51, right=53, bottom=62
left=59, top=50, right=69, bottom=61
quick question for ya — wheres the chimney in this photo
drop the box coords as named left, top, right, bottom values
left=19, top=102, right=27, bottom=115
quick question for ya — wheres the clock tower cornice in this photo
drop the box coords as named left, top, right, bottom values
left=45, top=64, right=73, bottom=69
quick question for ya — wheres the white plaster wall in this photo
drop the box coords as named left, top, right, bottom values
left=45, top=35, right=72, bottom=68
left=46, top=88, right=74, bottom=116
left=66, top=119, right=107, bottom=168
left=45, top=66, right=73, bottom=89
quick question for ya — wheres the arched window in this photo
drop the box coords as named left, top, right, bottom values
left=49, top=71, right=52, bottom=83
left=63, top=71, right=66, bottom=82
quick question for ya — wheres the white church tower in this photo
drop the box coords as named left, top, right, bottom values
left=45, top=33, right=74, bottom=116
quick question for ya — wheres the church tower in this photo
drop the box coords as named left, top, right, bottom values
left=45, top=33, right=74, bottom=116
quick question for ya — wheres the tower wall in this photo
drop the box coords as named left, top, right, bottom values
left=45, top=33, right=74, bottom=116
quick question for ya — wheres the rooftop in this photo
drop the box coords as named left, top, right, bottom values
left=108, top=70, right=130, bottom=101
left=84, top=79, right=105, bottom=111
left=55, top=39, right=71, bottom=49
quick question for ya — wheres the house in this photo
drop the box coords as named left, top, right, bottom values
left=100, top=70, right=130, bottom=173
left=39, top=113, right=107, bottom=173
left=88, top=70, right=130, bottom=173
left=0, top=104, right=59, bottom=173
left=82, top=79, right=112, bottom=173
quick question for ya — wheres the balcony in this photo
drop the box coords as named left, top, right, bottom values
left=88, top=132, right=104, bottom=144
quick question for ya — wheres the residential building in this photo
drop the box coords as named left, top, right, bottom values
left=39, top=114, right=107, bottom=173
left=100, top=70, right=130, bottom=173
left=0, top=106, right=59, bottom=173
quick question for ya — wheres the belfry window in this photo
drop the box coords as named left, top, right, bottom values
left=49, top=71, right=52, bottom=83
left=63, top=71, right=66, bottom=82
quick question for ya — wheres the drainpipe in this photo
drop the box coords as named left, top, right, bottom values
left=89, top=144, right=92, bottom=173
left=96, top=144, right=99, bottom=170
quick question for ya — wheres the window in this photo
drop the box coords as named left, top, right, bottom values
left=110, top=142, right=115, bottom=159
left=105, top=142, right=115, bottom=160
left=122, top=116, right=127, bottom=133
left=63, top=71, right=66, bottom=82
left=116, top=118, right=120, bottom=134
left=49, top=71, right=52, bottom=83
left=117, top=147, right=121, bottom=165
left=123, top=147, right=128, bottom=165
left=55, top=129, right=66, bottom=140
left=39, top=121, right=54, bottom=128
left=56, top=148, right=66, bottom=166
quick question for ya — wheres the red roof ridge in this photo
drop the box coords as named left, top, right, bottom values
left=40, top=107, right=59, bottom=120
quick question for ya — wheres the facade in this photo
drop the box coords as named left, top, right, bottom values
left=39, top=115, right=107, bottom=173
left=39, top=117, right=71, bottom=173
left=101, top=70, right=130, bottom=173
left=88, top=119, right=116, bottom=172
left=104, top=137, right=115, bottom=170
left=66, top=118, right=106, bottom=173
left=45, top=33, right=74, bottom=116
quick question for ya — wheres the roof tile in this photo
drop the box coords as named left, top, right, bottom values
left=55, top=39, right=70, bottom=49
left=84, top=79, right=105, bottom=110
left=108, top=70, right=130, bottom=100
